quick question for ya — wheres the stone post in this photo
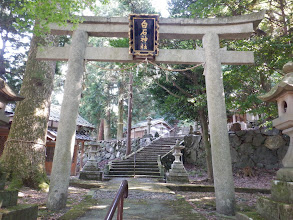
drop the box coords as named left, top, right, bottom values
left=203, top=32, right=235, bottom=216
left=47, top=30, right=88, bottom=210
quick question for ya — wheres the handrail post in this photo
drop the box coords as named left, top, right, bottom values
left=104, top=180, right=128, bottom=220
left=117, top=196, right=124, bottom=220
left=134, top=151, right=136, bottom=177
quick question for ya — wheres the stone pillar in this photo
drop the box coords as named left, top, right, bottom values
left=203, top=32, right=235, bottom=216
left=47, top=30, right=88, bottom=210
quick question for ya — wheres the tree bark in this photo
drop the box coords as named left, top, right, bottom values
left=126, top=72, right=133, bottom=156
left=104, top=83, right=111, bottom=140
left=198, top=109, right=213, bottom=181
left=117, top=80, right=124, bottom=139
left=98, top=119, right=104, bottom=140
left=1, top=34, right=56, bottom=189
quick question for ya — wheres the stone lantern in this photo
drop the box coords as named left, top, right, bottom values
left=79, top=142, right=102, bottom=180
left=146, top=116, right=152, bottom=135
left=0, top=78, right=24, bottom=125
left=166, top=140, right=189, bottom=183
left=257, top=62, right=293, bottom=219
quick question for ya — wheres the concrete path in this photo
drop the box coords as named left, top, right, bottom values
left=77, top=178, right=206, bottom=220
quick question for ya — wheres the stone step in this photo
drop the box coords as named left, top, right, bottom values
left=103, top=174, right=162, bottom=179
left=110, top=167, right=159, bottom=172
left=137, top=150, right=171, bottom=152
left=111, top=161, right=158, bottom=165
left=111, top=165, right=159, bottom=170
left=111, top=164, right=158, bottom=168
left=109, top=171, right=160, bottom=175
left=128, top=156, right=161, bottom=159
left=136, top=151, right=171, bottom=154
left=144, top=145, right=173, bottom=148
left=125, top=160, right=158, bottom=163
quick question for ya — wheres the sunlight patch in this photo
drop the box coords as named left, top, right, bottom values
left=90, top=205, right=108, bottom=209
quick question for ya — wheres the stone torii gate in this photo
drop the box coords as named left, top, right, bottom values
left=37, top=11, right=265, bottom=214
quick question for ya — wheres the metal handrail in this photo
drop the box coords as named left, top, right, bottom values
left=134, top=151, right=136, bottom=177
left=104, top=180, right=128, bottom=220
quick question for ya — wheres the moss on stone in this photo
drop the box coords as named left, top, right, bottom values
left=7, top=176, right=23, bottom=191
left=58, top=196, right=97, bottom=220
left=243, top=211, right=265, bottom=220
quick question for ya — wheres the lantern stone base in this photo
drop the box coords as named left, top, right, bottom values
left=271, top=179, right=293, bottom=203
left=0, top=190, right=18, bottom=208
left=0, top=204, right=38, bottom=220
left=276, top=168, right=293, bottom=182
left=257, top=197, right=293, bottom=220
left=166, top=162, right=189, bottom=183
left=257, top=177, right=293, bottom=219
left=79, top=170, right=103, bottom=181
left=79, top=162, right=102, bottom=181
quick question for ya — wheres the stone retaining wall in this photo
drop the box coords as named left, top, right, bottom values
left=183, top=128, right=290, bottom=169
left=79, top=137, right=154, bottom=169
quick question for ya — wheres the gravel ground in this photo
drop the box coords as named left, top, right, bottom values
left=93, top=190, right=177, bottom=200
left=16, top=167, right=275, bottom=219
left=178, top=191, right=269, bottom=220
left=18, top=186, right=89, bottom=220
left=186, top=165, right=276, bottom=189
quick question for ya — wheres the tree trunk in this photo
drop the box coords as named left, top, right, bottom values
left=117, top=80, right=124, bottom=139
left=1, top=34, right=56, bottom=189
left=104, top=83, right=111, bottom=140
left=98, top=119, right=104, bottom=140
left=199, top=109, right=213, bottom=181
left=126, top=72, right=133, bottom=156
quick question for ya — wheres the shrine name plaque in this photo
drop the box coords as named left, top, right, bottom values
left=129, top=14, right=159, bottom=59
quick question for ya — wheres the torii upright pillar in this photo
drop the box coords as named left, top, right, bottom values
left=203, top=33, right=235, bottom=215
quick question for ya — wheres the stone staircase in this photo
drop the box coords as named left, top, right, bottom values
left=103, top=136, right=183, bottom=179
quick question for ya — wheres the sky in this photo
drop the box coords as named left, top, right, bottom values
left=151, top=0, right=169, bottom=17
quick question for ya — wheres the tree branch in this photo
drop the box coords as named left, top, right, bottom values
left=154, top=81, right=181, bottom=98
left=180, top=71, right=197, bottom=84
left=171, top=80, right=193, bottom=98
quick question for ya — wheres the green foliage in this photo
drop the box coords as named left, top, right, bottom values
left=119, top=0, right=156, bottom=14
left=109, top=38, right=129, bottom=48
left=148, top=66, right=206, bottom=122
left=7, top=175, right=23, bottom=191
left=8, top=0, right=108, bottom=35
left=166, top=0, right=292, bottom=124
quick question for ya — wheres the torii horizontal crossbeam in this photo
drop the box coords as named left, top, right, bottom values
left=36, top=47, right=254, bottom=65
left=49, top=11, right=265, bottom=40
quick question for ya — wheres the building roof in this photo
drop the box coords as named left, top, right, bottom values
left=0, top=78, right=24, bottom=101
left=49, top=105, right=95, bottom=128
left=5, top=104, right=95, bottom=129
left=47, top=128, right=94, bottom=141
left=132, top=118, right=172, bottom=129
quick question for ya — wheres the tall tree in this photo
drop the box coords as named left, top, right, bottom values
left=1, top=0, right=99, bottom=189
left=0, top=0, right=29, bottom=91
left=117, top=74, right=125, bottom=139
